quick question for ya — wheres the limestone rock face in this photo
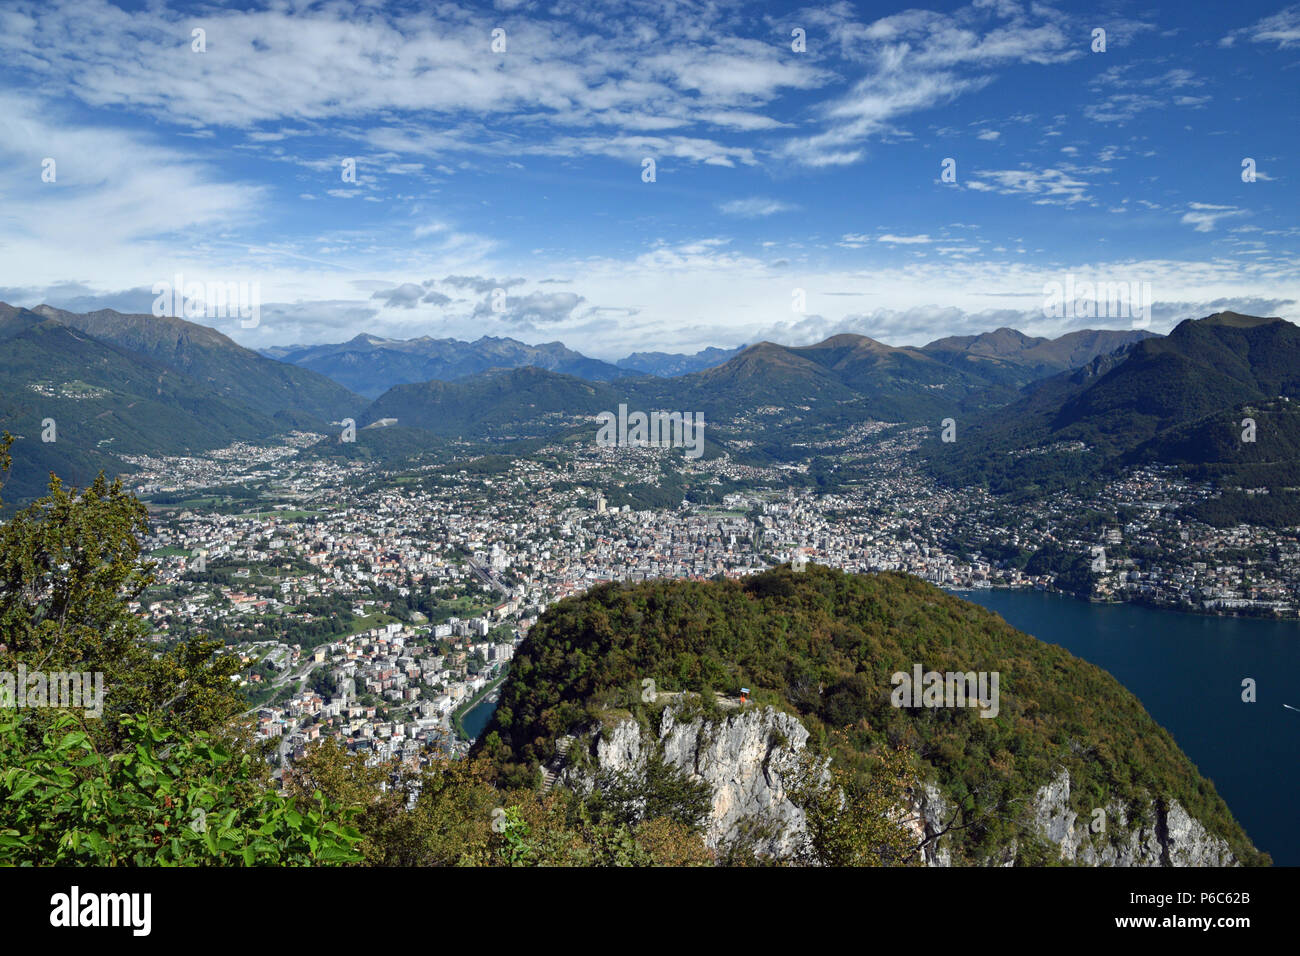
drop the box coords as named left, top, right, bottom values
left=913, top=769, right=1240, bottom=867
left=558, top=707, right=1240, bottom=866
left=904, top=782, right=953, bottom=867
left=561, top=703, right=814, bottom=857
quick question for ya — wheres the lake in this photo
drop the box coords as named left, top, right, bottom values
left=453, top=586, right=1297, bottom=864
left=951, top=588, right=1299, bottom=866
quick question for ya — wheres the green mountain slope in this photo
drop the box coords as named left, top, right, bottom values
left=676, top=334, right=1020, bottom=420
left=926, top=313, right=1300, bottom=501
left=478, top=565, right=1265, bottom=865
left=0, top=303, right=365, bottom=506
left=32, top=305, right=360, bottom=422
left=0, top=312, right=285, bottom=503
left=361, top=366, right=623, bottom=439
left=922, top=327, right=1154, bottom=385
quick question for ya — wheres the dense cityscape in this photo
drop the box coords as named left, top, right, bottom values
left=119, top=419, right=1300, bottom=774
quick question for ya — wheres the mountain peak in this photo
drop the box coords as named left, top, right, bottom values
left=345, top=332, right=393, bottom=347
left=1198, top=311, right=1284, bottom=329
left=816, top=332, right=873, bottom=348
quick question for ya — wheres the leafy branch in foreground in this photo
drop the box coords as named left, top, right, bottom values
left=0, top=711, right=363, bottom=866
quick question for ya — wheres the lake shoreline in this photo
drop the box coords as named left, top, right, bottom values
left=948, top=585, right=1298, bottom=865
left=944, top=582, right=1298, bottom=623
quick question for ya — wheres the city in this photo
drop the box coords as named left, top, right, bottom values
left=120, top=420, right=1299, bottom=775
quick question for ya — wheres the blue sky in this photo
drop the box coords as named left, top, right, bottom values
left=0, top=0, right=1297, bottom=358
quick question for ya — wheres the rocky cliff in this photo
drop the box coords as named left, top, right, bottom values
left=995, top=768, right=1237, bottom=866
left=553, top=702, right=1239, bottom=866
left=557, top=702, right=815, bottom=857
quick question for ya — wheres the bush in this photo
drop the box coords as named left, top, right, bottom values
left=0, top=712, right=363, bottom=866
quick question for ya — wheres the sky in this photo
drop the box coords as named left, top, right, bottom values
left=0, top=0, right=1297, bottom=360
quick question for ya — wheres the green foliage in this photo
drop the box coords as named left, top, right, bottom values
left=0, top=712, right=362, bottom=866
left=786, top=743, right=920, bottom=867
left=478, top=564, right=1268, bottom=865
left=286, top=740, right=713, bottom=866
left=587, top=750, right=713, bottom=834
left=1183, top=490, right=1300, bottom=529
left=0, top=469, right=246, bottom=749
left=1023, top=545, right=1097, bottom=599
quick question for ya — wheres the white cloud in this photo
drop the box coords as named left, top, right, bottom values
left=877, top=234, right=935, bottom=244
left=0, top=0, right=824, bottom=171
left=0, top=91, right=263, bottom=266
left=965, top=167, right=1093, bottom=206
left=718, top=198, right=797, bottom=218
left=779, top=1, right=1087, bottom=166
left=1180, top=203, right=1248, bottom=232
left=1221, top=6, right=1300, bottom=48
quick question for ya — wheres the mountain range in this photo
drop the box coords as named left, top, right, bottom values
left=263, top=335, right=749, bottom=398
left=354, top=326, right=1153, bottom=438
left=265, top=327, right=1148, bottom=400
left=615, top=345, right=747, bottom=377
left=4, top=300, right=1288, bottom=525
left=264, top=334, right=630, bottom=398
left=926, top=312, right=1300, bottom=519
left=921, top=326, right=1158, bottom=385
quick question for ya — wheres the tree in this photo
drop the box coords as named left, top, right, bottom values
left=0, top=446, right=324, bottom=865
left=588, top=750, right=713, bottom=834
left=786, top=744, right=921, bottom=867
left=0, top=446, right=246, bottom=752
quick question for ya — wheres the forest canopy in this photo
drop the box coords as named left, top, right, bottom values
left=477, top=563, right=1267, bottom=865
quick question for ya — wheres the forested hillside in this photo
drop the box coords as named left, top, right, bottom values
left=479, top=564, right=1267, bottom=865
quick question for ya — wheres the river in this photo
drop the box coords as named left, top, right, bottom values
left=460, top=692, right=499, bottom=741
left=951, top=588, right=1299, bottom=866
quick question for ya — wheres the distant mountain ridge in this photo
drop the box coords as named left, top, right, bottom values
left=355, top=326, right=1160, bottom=439
left=616, top=345, right=746, bottom=377
left=265, top=333, right=629, bottom=398
left=266, top=327, right=1149, bottom=399
left=921, top=327, right=1156, bottom=385
left=264, top=334, right=754, bottom=398
left=0, top=303, right=360, bottom=506
left=927, top=312, right=1300, bottom=517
